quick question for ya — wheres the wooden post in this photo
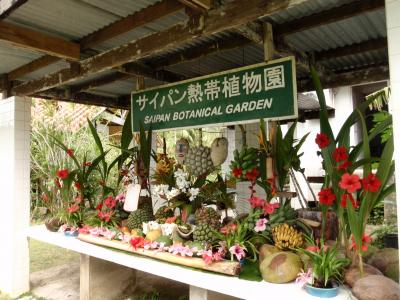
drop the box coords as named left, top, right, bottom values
left=80, top=254, right=137, bottom=300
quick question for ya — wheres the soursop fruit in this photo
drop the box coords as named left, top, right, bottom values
left=185, top=146, right=214, bottom=177
left=195, top=207, right=221, bottom=229
left=193, top=223, right=216, bottom=244
left=154, top=205, right=174, bottom=223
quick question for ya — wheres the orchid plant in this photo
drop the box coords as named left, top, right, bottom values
left=311, top=67, right=394, bottom=274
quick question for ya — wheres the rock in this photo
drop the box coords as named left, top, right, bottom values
left=344, top=264, right=382, bottom=287
left=367, top=248, right=399, bottom=281
left=259, top=244, right=279, bottom=262
left=362, top=245, right=379, bottom=261
left=259, top=252, right=303, bottom=283
left=352, top=275, right=400, bottom=300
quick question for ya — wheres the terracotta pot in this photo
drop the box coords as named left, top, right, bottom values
left=297, top=209, right=338, bottom=241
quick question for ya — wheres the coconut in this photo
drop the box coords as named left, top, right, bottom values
left=210, top=137, right=228, bottom=166
left=260, top=252, right=303, bottom=283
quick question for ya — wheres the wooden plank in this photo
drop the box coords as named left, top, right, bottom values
left=0, top=0, right=28, bottom=19
left=8, top=56, right=59, bottom=81
left=0, top=21, right=80, bottom=60
left=6, top=0, right=184, bottom=80
left=275, top=0, right=385, bottom=37
left=176, top=0, right=206, bottom=13
left=80, top=0, right=184, bottom=50
left=315, top=37, right=388, bottom=61
left=12, top=0, right=308, bottom=96
left=297, top=65, right=389, bottom=92
left=192, top=0, right=211, bottom=10
left=70, top=72, right=131, bottom=94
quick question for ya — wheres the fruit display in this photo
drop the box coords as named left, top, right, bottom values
left=230, top=147, right=259, bottom=180
left=210, top=137, right=228, bottom=166
left=271, top=223, right=304, bottom=250
left=185, top=146, right=214, bottom=176
left=127, top=206, right=154, bottom=230
left=154, top=206, right=174, bottom=223
left=193, top=223, right=216, bottom=244
left=195, top=207, right=221, bottom=229
left=260, top=252, right=303, bottom=283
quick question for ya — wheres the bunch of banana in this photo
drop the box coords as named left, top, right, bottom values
left=272, top=223, right=304, bottom=250
left=230, top=147, right=259, bottom=180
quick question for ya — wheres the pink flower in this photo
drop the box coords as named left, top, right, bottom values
left=229, top=244, right=245, bottom=261
left=249, top=196, right=264, bottom=209
left=104, top=196, right=116, bottom=209
left=339, top=173, right=361, bottom=193
left=220, top=223, right=237, bottom=235
left=254, top=218, right=268, bottom=232
left=202, top=250, right=213, bottom=265
left=67, top=204, right=79, bottom=213
left=115, top=193, right=126, bottom=202
left=263, top=202, right=279, bottom=215
left=212, top=251, right=223, bottom=262
left=296, top=268, right=312, bottom=287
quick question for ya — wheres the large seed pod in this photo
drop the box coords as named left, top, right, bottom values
left=185, top=145, right=214, bottom=177
left=210, top=137, right=228, bottom=166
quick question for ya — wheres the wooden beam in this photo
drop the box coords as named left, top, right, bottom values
left=298, top=65, right=389, bottom=92
left=8, top=56, right=59, bottom=81
left=80, top=0, right=184, bottom=50
left=0, top=0, right=28, bottom=19
left=275, top=0, right=385, bottom=37
left=0, top=21, right=80, bottom=60
left=234, top=22, right=263, bottom=44
left=176, top=0, right=207, bottom=13
left=69, top=72, right=131, bottom=94
left=37, top=90, right=129, bottom=109
left=315, top=37, right=388, bottom=61
left=12, top=0, right=309, bottom=96
left=6, top=0, right=184, bottom=80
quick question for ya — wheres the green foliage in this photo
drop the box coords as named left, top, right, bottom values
left=297, top=236, right=350, bottom=287
left=371, top=224, right=398, bottom=249
left=371, top=111, right=392, bottom=143
left=195, top=175, right=235, bottom=210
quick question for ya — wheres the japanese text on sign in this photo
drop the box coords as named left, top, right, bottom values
left=131, top=57, right=296, bottom=131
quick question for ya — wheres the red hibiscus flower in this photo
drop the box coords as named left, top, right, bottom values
left=315, top=133, right=330, bottom=149
left=220, top=223, right=237, bottom=235
left=350, top=234, right=372, bottom=252
left=104, top=196, right=116, bottom=209
left=232, top=167, right=243, bottom=178
left=318, top=188, right=336, bottom=206
left=362, top=173, right=381, bottom=193
left=67, top=204, right=79, bottom=213
left=341, top=193, right=358, bottom=208
left=249, top=196, right=265, bottom=209
left=332, top=147, right=348, bottom=162
left=246, top=168, right=260, bottom=182
left=339, top=173, right=361, bottom=193
left=263, top=202, right=279, bottom=215
left=337, top=160, right=352, bottom=171
left=66, top=148, right=74, bottom=157
left=56, top=169, right=69, bottom=179
left=98, top=211, right=111, bottom=222
left=84, top=161, right=92, bottom=167
left=130, top=236, right=145, bottom=250
left=74, top=181, right=81, bottom=190
left=75, top=196, right=82, bottom=204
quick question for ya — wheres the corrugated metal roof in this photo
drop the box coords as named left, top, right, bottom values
left=0, top=41, right=42, bottom=74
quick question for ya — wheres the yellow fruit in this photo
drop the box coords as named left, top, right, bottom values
left=131, top=229, right=141, bottom=237
left=146, top=229, right=162, bottom=241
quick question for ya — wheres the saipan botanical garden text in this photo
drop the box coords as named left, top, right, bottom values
left=144, top=98, right=273, bottom=124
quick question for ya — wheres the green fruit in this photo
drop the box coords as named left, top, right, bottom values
left=193, top=224, right=216, bottom=244
left=195, top=207, right=221, bottom=229
left=260, top=252, right=303, bottom=283
left=156, top=235, right=173, bottom=246
left=127, top=207, right=154, bottom=230
left=155, top=206, right=174, bottom=223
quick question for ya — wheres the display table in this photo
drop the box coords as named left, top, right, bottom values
left=27, top=225, right=355, bottom=300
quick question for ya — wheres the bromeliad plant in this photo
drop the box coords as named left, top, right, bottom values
left=311, top=67, right=395, bottom=274
left=297, top=236, right=350, bottom=288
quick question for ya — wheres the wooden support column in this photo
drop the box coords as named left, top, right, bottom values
left=80, top=254, right=136, bottom=300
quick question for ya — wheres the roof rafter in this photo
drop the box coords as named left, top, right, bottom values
left=275, top=0, right=385, bottom=37
left=6, top=0, right=184, bottom=80
left=12, top=0, right=310, bottom=96
left=0, top=21, right=80, bottom=60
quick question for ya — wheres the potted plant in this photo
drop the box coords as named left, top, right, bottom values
left=371, top=224, right=398, bottom=249
left=297, top=237, right=350, bottom=298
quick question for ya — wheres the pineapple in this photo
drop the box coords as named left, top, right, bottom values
left=127, top=207, right=154, bottom=230
left=193, top=223, right=216, bottom=244
left=195, top=207, right=221, bottom=229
